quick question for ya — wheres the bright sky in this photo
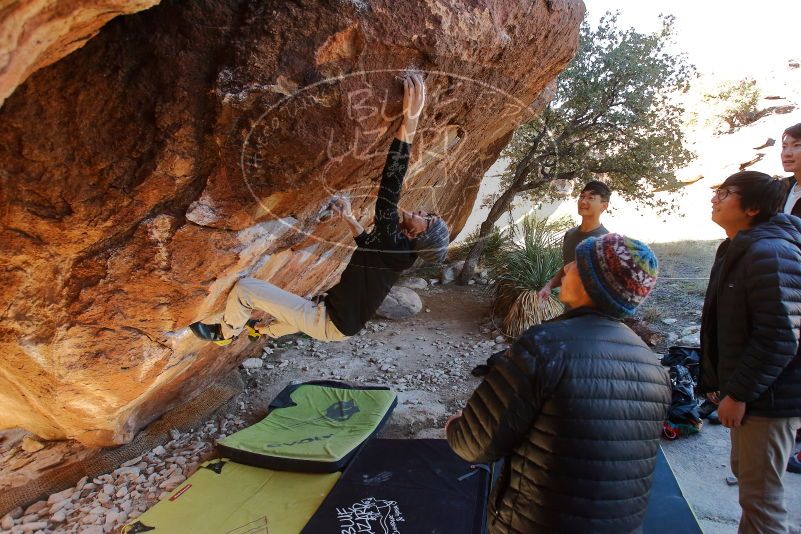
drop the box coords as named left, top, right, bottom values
left=584, top=1, right=801, bottom=78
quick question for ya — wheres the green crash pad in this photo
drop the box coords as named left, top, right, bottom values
left=121, top=459, right=339, bottom=534
left=217, top=381, right=397, bottom=472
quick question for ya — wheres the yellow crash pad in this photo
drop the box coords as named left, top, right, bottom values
left=122, top=459, right=340, bottom=534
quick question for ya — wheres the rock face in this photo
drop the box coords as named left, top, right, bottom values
left=0, top=0, right=160, bottom=108
left=0, top=0, right=584, bottom=445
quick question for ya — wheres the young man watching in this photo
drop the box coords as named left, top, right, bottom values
left=700, top=171, right=801, bottom=532
left=781, top=122, right=801, bottom=218
left=190, top=73, right=450, bottom=345
left=779, top=122, right=801, bottom=474
left=447, top=233, right=669, bottom=533
left=538, top=180, right=611, bottom=300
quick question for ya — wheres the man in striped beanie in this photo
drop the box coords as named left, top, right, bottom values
left=447, top=232, right=669, bottom=533
left=573, top=232, right=659, bottom=316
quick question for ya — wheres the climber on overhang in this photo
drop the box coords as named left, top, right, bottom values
left=190, top=72, right=449, bottom=345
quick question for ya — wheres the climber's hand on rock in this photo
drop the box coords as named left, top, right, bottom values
left=331, top=197, right=352, bottom=219
left=403, top=72, right=426, bottom=122
left=397, top=72, right=425, bottom=144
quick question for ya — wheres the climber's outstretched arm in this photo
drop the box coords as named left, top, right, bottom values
left=373, top=74, right=426, bottom=237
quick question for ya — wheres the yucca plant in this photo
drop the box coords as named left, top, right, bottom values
left=488, top=215, right=572, bottom=337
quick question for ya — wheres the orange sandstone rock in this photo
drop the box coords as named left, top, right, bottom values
left=0, top=0, right=584, bottom=445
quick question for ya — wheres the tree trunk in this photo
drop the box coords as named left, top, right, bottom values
left=457, top=185, right=521, bottom=284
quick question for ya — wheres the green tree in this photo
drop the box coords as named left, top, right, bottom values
left=458, top=13, right=695, bottom=283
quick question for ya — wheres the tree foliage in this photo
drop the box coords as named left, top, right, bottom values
left=458, top=13, right=695, bottom=282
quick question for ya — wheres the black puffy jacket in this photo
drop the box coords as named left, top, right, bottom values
left=447, top=308, right=671, bottom=534
left=699, top=213, right=801, bottom=416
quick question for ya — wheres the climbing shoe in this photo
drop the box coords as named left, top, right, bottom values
left=788, top=451, right=801, bottom=474
left=189, top=322, right=232, bottom=346
left=245, top=319, right=261, bottom=341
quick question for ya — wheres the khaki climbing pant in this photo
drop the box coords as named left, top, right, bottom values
left=730, top=415, right=801, bottom=534
left=220, top=277, right=348, bottom=342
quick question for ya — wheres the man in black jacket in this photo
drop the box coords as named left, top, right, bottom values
left=446, top=233, right=670, bottom=534
left=190, top=74, right=449, bottom=345
left=700, top=170, right=801, bottom=533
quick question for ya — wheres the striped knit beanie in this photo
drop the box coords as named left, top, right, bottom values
left=575, top=233, right=658, bottom=317
left=414, top=217, right=450, bottom=264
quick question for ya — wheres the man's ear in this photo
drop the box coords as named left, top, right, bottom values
left=745, top=207, right=760, bottom=221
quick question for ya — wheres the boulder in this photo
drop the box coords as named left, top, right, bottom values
left=376, top=287, right=423, bottom=320
left=398, top=277, right=428, bottom=290
left=0, top=0, right=160, bottom=108
left=0, top=0, right=584, bottom=445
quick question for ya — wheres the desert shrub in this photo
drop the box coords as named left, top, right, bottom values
left=703, top=78, right=762, bottom=130
left=487, top=216, right=572, bottom=337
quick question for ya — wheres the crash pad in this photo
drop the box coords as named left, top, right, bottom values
left=217, top=381, right=397, bottom=472
left=121, top=458, right=340, bottom=534
left=643, top=447, right=702, bottom=533
left=302, top=439, right=490, bottom=534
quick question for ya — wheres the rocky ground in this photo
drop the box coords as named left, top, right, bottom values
left=2, top=242, right=800, bottom=533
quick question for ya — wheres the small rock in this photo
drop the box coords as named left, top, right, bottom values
left=725, top=475, right=738, bottom=486
left=425, top=308, right=431, bottom=313
left=82, top=526, right=103, bottom=534
left=495, top=335, right=505, bottom=343
left=51, top=510, right=66, bottom=523
left=114, top=466, right=141, bottom=478
left=152, top=445, right=167, bottom=456
left=20, top=436, right=45, bottom=453
left=49, top=499, right=70, bottom=515
left=241, top=358, right=263, bottom=369
left=468, top=279, right=475, bottom=285
left=17, top=522, right=48, bottom=531
left=428, top=278, right=439, bottom=285
left=103, top=484, right=115, bottom=496
left=1, top=515, right=14, bottom=530
left=8, top=507, right=23, bottom=520
left=23, top=501, right=48, bottom=516
left=47, top=488, right=74, bottom=505
left=169, top=429, right=181, bottom=441
left=439, top=267, right=455, bottom=285
left=160, top=474, right=187, bottom=491
left=116, top=486, right=129, bottom=498
left=678, top=333, right=701, bottom=346
left=661, top=318, right=677, bottom=325
left=105, top=510, right=123, bottom=530
left=681, top=325, right=700, bottom=336
left=120, top=456, right=143, bottom=468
